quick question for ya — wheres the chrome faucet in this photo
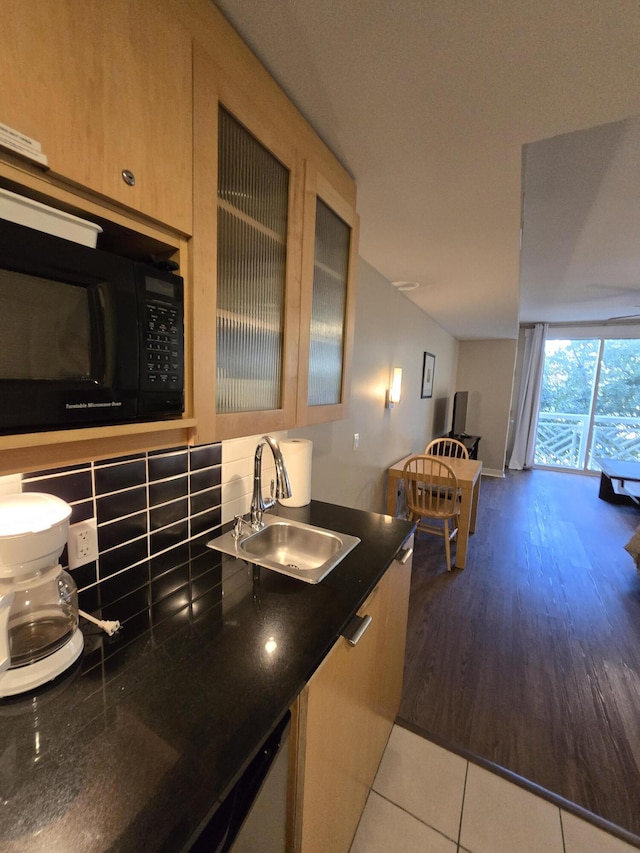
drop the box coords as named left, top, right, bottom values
left=249, top=436, right=292, bottom=530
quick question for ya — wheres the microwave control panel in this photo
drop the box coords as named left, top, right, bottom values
left=143, top=302, right=183, bottom=388
left=138, top=268, right=184, bottom=415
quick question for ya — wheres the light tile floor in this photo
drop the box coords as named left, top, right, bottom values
left=350, top=725, right=638, bottom=853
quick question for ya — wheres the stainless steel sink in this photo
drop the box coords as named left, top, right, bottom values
left=206, top=515, right=360, bottom=584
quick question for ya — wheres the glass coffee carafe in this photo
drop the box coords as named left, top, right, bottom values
left=0, top=493, right=83, bottom=696
left=4, top=565, right=78, bottom=667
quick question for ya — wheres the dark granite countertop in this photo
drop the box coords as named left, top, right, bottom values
left=0, top=500, right=414, bottom=852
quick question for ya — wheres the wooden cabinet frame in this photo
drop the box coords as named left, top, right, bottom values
left=192, top=45, right=304, bottom=444
left=0, top=160, right=196, bottom=476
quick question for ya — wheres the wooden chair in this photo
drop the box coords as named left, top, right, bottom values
left=403, top=455, right=461, bottom=571
left=424, top=437, right=469, bottom=459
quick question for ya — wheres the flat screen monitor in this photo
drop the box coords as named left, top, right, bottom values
left=451, top=391, right=468, bottom=437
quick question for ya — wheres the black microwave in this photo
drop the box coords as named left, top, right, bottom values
left=0, top=217, right=184, bottom=434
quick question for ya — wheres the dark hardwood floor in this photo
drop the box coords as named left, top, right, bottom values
left=397, top=468, right=640, bottom=844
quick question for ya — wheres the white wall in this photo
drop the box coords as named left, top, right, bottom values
left=290, top=259, right=459, bottom=513
left=456, top=339, right=517, bottom=476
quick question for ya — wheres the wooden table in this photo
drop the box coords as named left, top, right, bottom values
left=386, top=454, right=483, bottom=569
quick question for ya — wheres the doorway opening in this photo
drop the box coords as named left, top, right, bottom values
left=534, top=336, right=640, bottom=471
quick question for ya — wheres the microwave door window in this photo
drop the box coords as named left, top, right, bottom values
left=93, top=282, right=115, bottom=386
left=0, top=269, right=92, bottom=382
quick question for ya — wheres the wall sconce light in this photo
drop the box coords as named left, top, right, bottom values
left=386, top=367, right=403, bottom=408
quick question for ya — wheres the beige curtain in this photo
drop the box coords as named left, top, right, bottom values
left=508, top=323, right=548, bottom=470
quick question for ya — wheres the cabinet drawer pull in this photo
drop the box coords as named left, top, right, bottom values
left=342, top=614, right=373, bottom=646
left=396, top=546, right=413, bottom=564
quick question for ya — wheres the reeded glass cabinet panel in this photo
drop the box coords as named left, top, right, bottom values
left=308, top=199, right=350, bottom=406
left=216, top=107, right=289, bottom=413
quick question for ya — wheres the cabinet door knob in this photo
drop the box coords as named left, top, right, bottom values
left=342, top=613, right=372, bottom=646
left=121, top=169, right=136, bottom=186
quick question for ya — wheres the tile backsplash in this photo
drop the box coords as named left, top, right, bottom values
left=3, top=432, right=287, bottom=654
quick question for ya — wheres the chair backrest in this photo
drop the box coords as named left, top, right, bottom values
left=424, top=437, right=469, bottom=459
left=403, top=455, right=460, bottom=517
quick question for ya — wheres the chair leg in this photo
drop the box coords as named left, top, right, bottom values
left=444, top=518, right=452, bottom=571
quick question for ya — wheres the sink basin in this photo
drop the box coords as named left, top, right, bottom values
left=206, top=515, right=360, bottom=584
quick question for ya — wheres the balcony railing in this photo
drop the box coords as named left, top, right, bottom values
left=534, top=412, right=640, bottom=470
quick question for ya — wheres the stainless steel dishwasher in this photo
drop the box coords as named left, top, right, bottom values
left=188, top=711, right=291, bottom=853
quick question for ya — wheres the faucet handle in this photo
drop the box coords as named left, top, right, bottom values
left=262, top=479, right=276, bottom=512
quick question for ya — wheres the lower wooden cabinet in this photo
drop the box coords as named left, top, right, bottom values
left=289, top=539, right=414, bottom=852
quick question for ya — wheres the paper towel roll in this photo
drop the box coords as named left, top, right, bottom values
left=279, top=439, right=313, bottom=507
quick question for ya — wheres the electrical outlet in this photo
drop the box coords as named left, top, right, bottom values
left=68, top=518, right=98, bottom=570
left=353, top=433, right=360, bottom=451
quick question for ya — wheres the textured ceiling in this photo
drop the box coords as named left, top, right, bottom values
left=213, top=1, right=640, bottom=339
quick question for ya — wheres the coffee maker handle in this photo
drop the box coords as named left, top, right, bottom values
left=0, top=591, right=14, bottom=672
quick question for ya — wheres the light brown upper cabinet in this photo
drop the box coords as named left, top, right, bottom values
left=297, top=169, right=359, bottom=425
left=192, top=46, right=304, bottom=443
left=192, top=44, right=358, bottom=443
left=0, top=0, right=192, bottom=234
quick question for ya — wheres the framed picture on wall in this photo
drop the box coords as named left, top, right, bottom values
left=421, top=352, right=435, bottom=398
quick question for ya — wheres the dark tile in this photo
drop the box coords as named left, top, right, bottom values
left=148, top=452, right=188, bottom=482
left=100, top=452, right=145, bottom=466
left=190, top=536, right=221, bottom=561
left=149, top=475, right=188, bottom=507
left=70, top=500, right=95, bottom=524
left=99, top=563, right=150, bottom=607
left=190, top=443, right=222, bottom=469
left=190, top=487, right=221, bottom=517
left=152, top=565, right=190, bottom=604
left=95, top=460, right=146, bottom=495
left=22, top=470, right=93, bottom=504
left=70, top=561, right=97, bottom=590
left=151, top=587, right=191, bottom=624
left=150, top=520, right=188, bottom=556
left=97, top=487, right=147, bottom=525
left=190, top=466, right=222, bottom=493
left=101, top=585, right=149, bottom=623
left=151, top=543, right=190, bottom=580
left=98, top=513, right=148, bottom=552
left=190, top=508, right=222, bottom=538
left=99, top=538, right=148, bottom=578
left=150, top=498, right=188, bottom=532
left=22, top=462, right=90, bottom=478
left=78, top=584, right=101, bottom=613
left=149, top=445, right=187, bottom=457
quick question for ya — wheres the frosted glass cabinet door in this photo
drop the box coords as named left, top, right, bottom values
left=216, top=107, right=288, bottom=415
left=298, top=170, right=359, bottom=426
left=307, top=199, right=349, bottom=406
left=192, top=43, right=303, bottom=442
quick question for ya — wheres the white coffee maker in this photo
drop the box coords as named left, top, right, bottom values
left=0, top=492, right=83, bottom=697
